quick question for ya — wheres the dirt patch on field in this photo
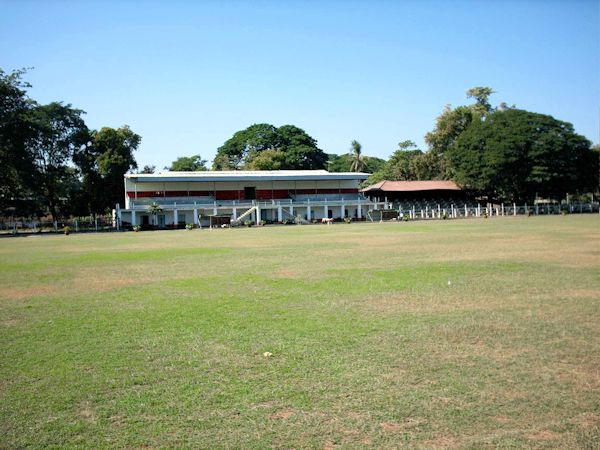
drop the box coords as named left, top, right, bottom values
left=269, top=409, right=295, bottom=420
left=0, top=285, right=58, bottom=300
left=273, top=269, right=302, bottom=279
left=423, top=436, right=457, bottom=449
left=526, top=430, right=561, bottom=442
left=77, top=401, right=96, bottom=423
left=380, top=418, right=426, bottom=432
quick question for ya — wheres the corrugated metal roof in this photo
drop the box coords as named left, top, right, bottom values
left=362, top=180, right=461, bottom=192
left=126, top=170, right=370, bottom=183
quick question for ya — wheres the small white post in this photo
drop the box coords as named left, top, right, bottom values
left=307, top=205, right=311, bottom=221
left=256, top=206, right=261, bottom=225
left=193, top=208, right=198, bottom=226
left=95, top=218, right=98, bottom=231
left=173, top=205, right=178, bottom=227
left=501, top=204, right=505, bottom=216
left=513, top=203, right=517, bottom=216
left=341, top=202, right=345, bottom=218
left=465, top=204, right=468, bottom=217
left=477, top=204, right=481, bottom=217
left=75, top=219, right=79, bottom=232
left=131, top=211, right=136, bottom=226
left=357, top=202, right=362, bottom=219
left=277, top=205, right=282, bottom=222
left=437, top=204, right=441, bottom=218
left=233, top=207, right=237, bottom=220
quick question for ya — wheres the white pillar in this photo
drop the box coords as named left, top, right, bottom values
left=465, top=204, right=468, bottom=217
left=357, top=202, right=362, bottom=219
left=477, top=204, right=481, bottom=217
left=425, top=206, right=428, bottom=218
left=438, top=204, right=441, bottom=218
left=277, top=205, right=282, bottom=222
left=173, top=208, right=178, bottom=226
left=307, top=205, right=311, bottom=221
left=513, top=203, right=517, bottom=216
left=131, top=211, right=136, bottom=226
left=193, top=208, right=198, bottom=225
left=256, top=206, right=261, bottom=225
left=290, top=205, right=294, bottom=217
left=341, top=203, right=345, bottom=218
left=501, top=204, right=505, bottom=216
left=233, top=207, right=237, bottom=220
left=323, top=204, right=328, bottom=219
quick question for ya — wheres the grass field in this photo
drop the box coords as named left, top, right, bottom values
left=1, top=216, right=599, bottom=448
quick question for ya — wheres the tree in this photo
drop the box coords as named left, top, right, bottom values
left=447, top=109, right=598, bottom=202
left=366, top=140, right=425, bottom=184
left=146, top=201, right=162, bottom=226
left=466, top=86, right=495, bottom=116
left=213, top=123, right=327, bottom=170
left=167, top=155, right=207, bottom=171
left=93, top=126, right=140, bottom=208
left=349, top=140, right=365, bottom=172
left=139, top=165, right=156, bottom=174
left=424, top=86, right=497, bottom=179
left=27, top=102, right=90, bottom=221
left=0, top=68, right=37, bottom=215
left=328, top=153, right=386, bottom=174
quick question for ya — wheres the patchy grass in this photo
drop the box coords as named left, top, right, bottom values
left=0, top=216, right=599, bottom=448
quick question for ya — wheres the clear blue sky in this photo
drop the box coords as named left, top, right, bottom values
left=1, top=0, right=598, bottom=170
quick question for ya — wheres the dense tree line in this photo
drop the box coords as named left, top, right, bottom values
left=0, top=68, right=140, bottom=220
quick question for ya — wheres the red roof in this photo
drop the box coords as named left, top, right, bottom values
left=362, top=180, right=461, bottom=192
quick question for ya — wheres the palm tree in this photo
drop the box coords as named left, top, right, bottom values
left=147, top=201, right=163, bottom=227
left=350, top=140, right=365, bottom=172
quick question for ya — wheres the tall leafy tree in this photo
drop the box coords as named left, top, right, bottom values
left=93, top=126, right=140, bottom=208
left=0, top=68, right=37, bottom=214
left=213, top=123, right=327, bottom=170
left=167, top=155, right=207, bottom=171
left=448, top=109, right=598, bottom=202
left=28, top=102, right=89, bottom=221
left=424, top=86, right=497, bottom=179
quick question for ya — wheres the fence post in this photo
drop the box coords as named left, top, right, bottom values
left=75, top=219, right=78, bottom=233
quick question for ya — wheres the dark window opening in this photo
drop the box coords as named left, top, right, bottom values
left=244, top=187, right=256, bottom=200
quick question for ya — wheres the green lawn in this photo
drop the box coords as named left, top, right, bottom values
left=1, top=216, right=599, bottom=448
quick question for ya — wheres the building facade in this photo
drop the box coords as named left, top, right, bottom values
left=117, top=170, right=380, bottom=228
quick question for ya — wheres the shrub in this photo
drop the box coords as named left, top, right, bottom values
left=185, top=223, right=194, bottom=230
left=133, top=225, right=141, bottom=232
left=402, top=215, right=410, bottom=222
left=244, top=220, right=253, bottom=227
left=442, top=212, right=448, bottom=220
left=343, top=217, right=352, bottom=223
left=63, top=226, right=71, bottom=235
left=259, top=220, right=267, bottom=226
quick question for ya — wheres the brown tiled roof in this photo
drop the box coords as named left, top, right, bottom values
left=362, top=180, right=461, bottom=192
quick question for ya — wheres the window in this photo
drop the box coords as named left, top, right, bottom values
left=244, top=186, right=256, bottom=200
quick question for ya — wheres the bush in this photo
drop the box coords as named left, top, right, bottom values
left=185, top=223, right=194, bottom=230
left=133, top=225, right=141, bottom=232
left=402, top=215, right=410, bottom=222
left=343, top=217, right=352, bottom=223
left=259, top=220, right=267, bottom=226
left=63, top=226, right=71, bottom=235
left=244, top=220, right=253, bottom=227
left=442, top=212, right=448, bottom=220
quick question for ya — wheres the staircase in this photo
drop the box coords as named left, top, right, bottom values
left=231, top=206, right=257, bottom=225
